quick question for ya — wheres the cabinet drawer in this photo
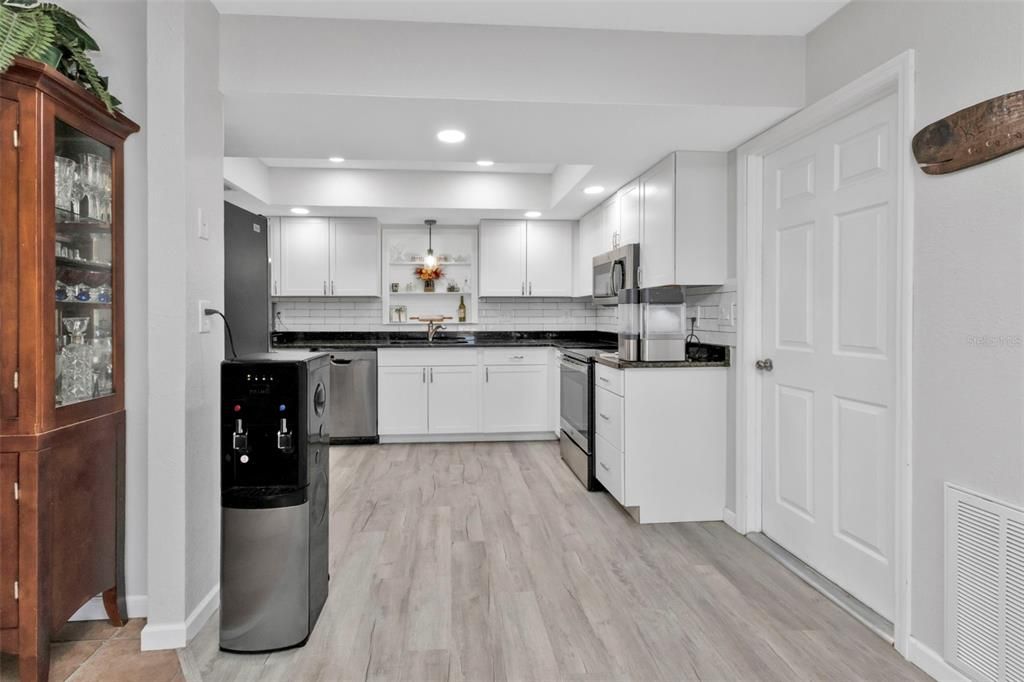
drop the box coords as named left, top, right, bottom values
left=595, top=433, right=624, bottom=505
left=595, top=364, right=623, bottom=396
left=594, top=386, right=623, bottom=451
left=377, top=348, right=478, bottom=367
left=481, top=347, right=548, bottom=366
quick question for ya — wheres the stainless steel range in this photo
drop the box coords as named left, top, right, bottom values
left=559, top=347, right=611, bottom=491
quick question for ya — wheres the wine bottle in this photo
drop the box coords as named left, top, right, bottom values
left=457, top=295, right=467, bottom=322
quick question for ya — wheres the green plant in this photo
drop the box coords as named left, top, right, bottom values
left=0, top=1, right=119, bottom=113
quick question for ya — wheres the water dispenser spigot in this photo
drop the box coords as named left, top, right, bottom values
left=277, top=417, right=294, bottom=453
left=232, top=418, right=249, bottom=453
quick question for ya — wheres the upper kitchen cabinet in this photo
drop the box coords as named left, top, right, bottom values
left=278, top=217, right=331, bottom=296
left=639, top=152, right=727, bottom=288
left=575, top=209, right=603, bottom=296
left=272, top=217, right=381, bottom=297
left=479, top=220, right=574, bottom=297
left=617, top=180, right=641, bottom=246
left=329, top=218, right=381, bottom=296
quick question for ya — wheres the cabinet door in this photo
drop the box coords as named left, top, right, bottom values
left=575, top=210, right=602, bottom=297
left=639, top=155, right=676, bottom=288
left=428, top=365, right=480, bottom=433
left=482, top=365, right=549, bottom=432
left=0, top=97, right=18, bottom=421
left=601, top=194, right=621, bottom=251
left=378, top=366, right=428, bottom=435
left=479, top=220, right=526, bottom=296
left=279, top=217, right=331, bottom=296
left=268, top=217, right=281, bottom=297
left=526, top=221, right=573, bottom=297
left=617, top=180, right=641, bottom=246
left=0, top=452, right=16, bottom=628
left=330, top=218, right=381, bottom=296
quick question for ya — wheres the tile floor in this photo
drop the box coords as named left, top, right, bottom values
left=0, top=618, right=183, bottom=682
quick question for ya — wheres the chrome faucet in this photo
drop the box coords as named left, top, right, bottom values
left=426, top=321, right=447, bottom=342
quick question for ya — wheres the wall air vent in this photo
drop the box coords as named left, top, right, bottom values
left=945, top=484, right=1024, bottom=681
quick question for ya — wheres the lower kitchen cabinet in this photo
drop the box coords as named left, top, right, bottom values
left=481, top=364, right=549, bottom=433
left=377, top=366, right=429, bottom=435
left=427, top=366, right=480, bottom=433
left=0, top=452, right=17, bottom=630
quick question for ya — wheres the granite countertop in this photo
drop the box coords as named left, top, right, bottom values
left=594, top=344, right=731, bottom=369
left=271, top=330, right=619, bottom=351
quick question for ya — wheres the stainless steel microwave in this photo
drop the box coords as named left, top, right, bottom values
left=592, top=243, right=639, bottom=306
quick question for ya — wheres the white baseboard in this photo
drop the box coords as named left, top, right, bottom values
left=141, top=584, right=219, bottom=651
left=722, top=507, right=739, bottom=531
left=380, top=432, right=558, bottom=444
left=70, top=594, right=148, bottom=621
left=907, top=637, right=968, bottom=682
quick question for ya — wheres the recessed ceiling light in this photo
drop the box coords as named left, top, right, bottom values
left=437, top=129, right=466, bottom=143
left=328, top=157, right=345, bottom=163
left=524, top=211, right=542, bottom=218
left=290, top=207, right=310, bottom=215
left=476, top=160, right=494, bottom=167
left=583, top=185, right=605, bottom=195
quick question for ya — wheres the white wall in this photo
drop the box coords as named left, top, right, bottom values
left=61, top=0, right=149, bottom=619
left=144, top=0, right=224, bottom=650
left=805, top=0, right=1024, bottom=656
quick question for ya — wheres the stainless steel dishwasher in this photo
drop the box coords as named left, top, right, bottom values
left=328, top=351, right=378, bottom=443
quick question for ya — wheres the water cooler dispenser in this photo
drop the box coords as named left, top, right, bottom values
left=219, top=351, right=330, bottom=652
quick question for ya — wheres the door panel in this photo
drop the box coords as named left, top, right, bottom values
left=761, top=93, right=898, bottom=619
left=428, top=366, right=479, bottom=433
left=482, top=365, right=548, bottom=432
left=639, top=155, right=675, bottom=287
left=526, top=221, right=573, bottom=297
left=330, top=218, right=380, bottom=296
left=0, top=97, right=18, bottom=421
left=479, top=220, right=525, bottom=296
left=278, top=217, right=330, bottom=296
left=617, top=181, right=640, bottom=246
left=0, top=452, right=17, bottom=628
left=377, top=366, right=428, bottom=435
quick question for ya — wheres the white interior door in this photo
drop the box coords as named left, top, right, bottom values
left=761, top=93, right=899, bottom=620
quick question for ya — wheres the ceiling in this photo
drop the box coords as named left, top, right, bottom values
left=218, top=3, right=828, bottom=223
left=212, top=0, right=849, bottom=37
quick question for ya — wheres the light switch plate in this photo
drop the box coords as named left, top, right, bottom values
left=198, top=300, right=211, bottom=333
left=198, top=207, right=209, bottom=240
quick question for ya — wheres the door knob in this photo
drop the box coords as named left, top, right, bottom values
left=755, top=358, right=774, bottom=372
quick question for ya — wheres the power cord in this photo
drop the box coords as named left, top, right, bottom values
left=204, top=308, right=238, bottom=359
left=685, top=316, right=700, bottom=346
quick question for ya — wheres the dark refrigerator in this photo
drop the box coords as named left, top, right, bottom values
left=224, top=202, right=270, bottom=356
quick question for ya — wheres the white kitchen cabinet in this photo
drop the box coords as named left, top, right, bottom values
left=278, top=217, right=331, bottom=296
left=268, top=217, right=282, bottom=296
left=617, top=180, right=641, bottom=246
left=601, top=193, right=621, bottom=251
left=526, top=220, right=574, bottom=296
left=428, top=365, right=480, bottom=433
left=329, top=218, right=381, bottom=296
left=377, top=366, right=429, bottom=435
left=478, top=219, right=526, bottom=296
left=575, top=209, right=602, bottom=297
left=639, top=155, right=676, bottom=288
left=479, top=219, right=574, bottom=297
left=481, top=364, right=549, bottom=432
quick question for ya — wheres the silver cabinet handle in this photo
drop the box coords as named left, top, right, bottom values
left=323, top=280, right=327, bottom=295
left=331, top=280, right=335, bottom=295
left=599, top=413, right=610, bottom=421
left=430, top=367, right=434, bottom=383
left=273, top=281, right=277, bottom=295
left=511, top=355, right=524, bottom=360
left=599, top=376, right=610, bottom=383
left=521, top=282, right=525, bottom=295
left=422, top=368, right=426, bottom=383
left=485, top=367, right=489, bottom=382
left=529, top=282, right=532, bottom=295
left=599, top=462, right=610, bottom=472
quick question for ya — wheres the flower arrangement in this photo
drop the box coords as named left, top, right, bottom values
left=414, top=265, right=444, bottom=281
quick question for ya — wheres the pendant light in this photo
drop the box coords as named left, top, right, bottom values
left=423, top=219, right=438, bottom=269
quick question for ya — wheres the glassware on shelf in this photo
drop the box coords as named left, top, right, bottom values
left=97, top=285, right=112, bottom=304
left=55, top=280, right=69, bottom=301
left=91, top=333, right=113, bottom=396
left=60, top=317, right=94, bottom=404
left=74, top=284, right=92, bottom=302
left=54, top=156, right=78, bottom=214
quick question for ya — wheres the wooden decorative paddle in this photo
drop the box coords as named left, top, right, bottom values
left=912, top=90, right=1024, bottom=174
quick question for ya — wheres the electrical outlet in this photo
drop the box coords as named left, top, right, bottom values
left=198, top=207, right=209, bottom=240
left=198, top=300, right=211, bottom=333
left=720, top=304, right=735, bottom=327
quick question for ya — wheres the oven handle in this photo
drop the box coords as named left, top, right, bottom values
left=560, top=356, right=589, bottom=372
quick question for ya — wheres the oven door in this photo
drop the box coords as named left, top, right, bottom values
left=559, top=355, right=591, bottom=452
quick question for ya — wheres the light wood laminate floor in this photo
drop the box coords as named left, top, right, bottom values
left=185, top=442, right=928, bottom=681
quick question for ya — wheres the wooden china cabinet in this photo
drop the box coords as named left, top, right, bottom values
left=0, top=58, right=139, bottom=681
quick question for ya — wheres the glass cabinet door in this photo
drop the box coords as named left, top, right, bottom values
left=54, top=119, right=115, bottom=407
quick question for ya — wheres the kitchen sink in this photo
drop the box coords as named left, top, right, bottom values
left=389, top=337, right=470, bottom=346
